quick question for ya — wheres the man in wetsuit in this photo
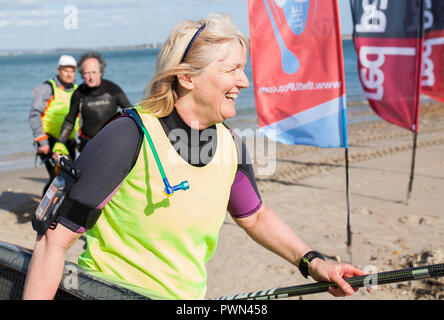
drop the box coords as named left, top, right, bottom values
left=54, top=51, right=132, bottom=154
left=29, top=55, right=79, bottom=195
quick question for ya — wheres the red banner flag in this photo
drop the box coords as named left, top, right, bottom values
left=422, top=0, right=444, bottom=103
left=248, top=0, right=348, bottom=148
left=350, top=0, right=424, bottom=133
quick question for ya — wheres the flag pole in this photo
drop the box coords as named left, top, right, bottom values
left=405, top=132, right=418, bottom=205
left=345, top=147, right=352, bottom=262
left=405, top=0, right=423, bottom=205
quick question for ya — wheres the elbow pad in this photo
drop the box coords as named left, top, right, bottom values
left=57, top=198, right=102, bottom=233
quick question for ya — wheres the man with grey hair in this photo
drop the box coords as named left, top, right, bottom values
left=29, top=54, right=79, bottom=195
left=54, top=51, right=132, bottom=154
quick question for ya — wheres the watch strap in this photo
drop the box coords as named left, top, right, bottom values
left=298, top=251, right=326, bottom=278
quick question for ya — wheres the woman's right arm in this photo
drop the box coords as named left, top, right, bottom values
left=23, top=225, right=81, bottom=300
left=23, top=115, right=141, bottom=299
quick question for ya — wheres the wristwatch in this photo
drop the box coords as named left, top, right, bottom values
left=298, top=251, right=326, bottom=278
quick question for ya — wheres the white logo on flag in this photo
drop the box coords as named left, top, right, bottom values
left=359, top=46, right=416, bottom=100
left=356, top=0, right=388, bottom=33
left=422, top=38, right=444, bottom=86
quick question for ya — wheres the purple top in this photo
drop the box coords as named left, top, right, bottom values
left=228, top=170, right=262, bottom=218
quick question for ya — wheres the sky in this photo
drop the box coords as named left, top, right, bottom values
left=0, top=0, right=353, bottom=51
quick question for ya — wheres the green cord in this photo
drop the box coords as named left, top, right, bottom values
left=127, top=108, right=167, bottom=179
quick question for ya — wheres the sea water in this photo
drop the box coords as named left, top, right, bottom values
left=0, top=40, right=371, bottom=171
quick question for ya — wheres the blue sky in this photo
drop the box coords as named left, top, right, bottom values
left=0, top=0, right=353, bottom=51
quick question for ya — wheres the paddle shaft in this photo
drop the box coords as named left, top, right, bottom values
left=212, top=263, right=444, bottom=300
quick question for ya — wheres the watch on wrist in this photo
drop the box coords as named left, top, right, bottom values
left=298, top=251, right=326, bottom=278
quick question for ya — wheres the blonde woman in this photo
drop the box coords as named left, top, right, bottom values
left=24, top=14, right=366, bottom=300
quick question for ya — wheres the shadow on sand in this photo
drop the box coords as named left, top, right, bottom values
left=0, top=190, right=87, bottom=246
left=0, top=191, right=40, bottom=224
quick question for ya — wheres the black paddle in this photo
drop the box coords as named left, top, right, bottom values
left=211, top=263, right=444, bottom=300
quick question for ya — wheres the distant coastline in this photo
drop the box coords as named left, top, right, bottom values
left=0, top=35, right=353, bottom=56
left=0, top=42, right=163, bottom=57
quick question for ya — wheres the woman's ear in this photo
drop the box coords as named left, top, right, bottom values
left=177, top=73, right=194, bottom=90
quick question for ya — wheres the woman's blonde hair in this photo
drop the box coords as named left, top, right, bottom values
left=138, top=13, right=249, bottom=117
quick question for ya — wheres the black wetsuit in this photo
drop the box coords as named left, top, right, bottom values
left=58, top=79, right=132, bottom=150
left=59, top=109, right=263, bottom=232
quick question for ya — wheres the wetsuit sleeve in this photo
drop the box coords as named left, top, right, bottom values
left=116, top=91, right=132, bottom=109
left=227, top=130, right=262, bottom=218
left=107, top=80, right=132, bottom=109
left=58, top=90, right=80, bottom=144
left=58, top=116, right=141, bottom=232
left=29, top=82, right=52, bottom=146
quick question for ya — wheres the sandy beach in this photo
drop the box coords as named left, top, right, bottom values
left=0, top=102, right=443, bottom=300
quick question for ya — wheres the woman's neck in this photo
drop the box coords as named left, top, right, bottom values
left=174, top=98, right=214, bottom=130
left=159, top=108, right=217, bottom=167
